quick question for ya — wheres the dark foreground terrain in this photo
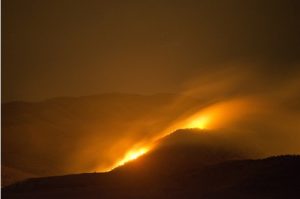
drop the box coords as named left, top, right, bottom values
left=2, top=134, right=300, bottom=199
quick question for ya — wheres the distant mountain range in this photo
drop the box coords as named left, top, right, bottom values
left=3, top=130, right=300, bottom=198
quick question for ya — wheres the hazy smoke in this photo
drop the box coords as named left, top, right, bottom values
left=3, top=63, right=300, bottom=177
left=176, top=62, right=300, bottom=156
left=85, top=62, right=300, bottom=172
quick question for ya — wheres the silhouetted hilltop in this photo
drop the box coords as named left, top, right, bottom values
left=114, top=129, right=254, bottom=176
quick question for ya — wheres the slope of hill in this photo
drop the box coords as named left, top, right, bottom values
left=4, top=94, right=300, bottom=198
left=1, top=167, right=35, bottom=188
left=2, top=137, right=300, bottom=199
left=113, top=129, right=254, bottom=175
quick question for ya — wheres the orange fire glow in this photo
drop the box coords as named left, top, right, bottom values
left=103, top=98, right=258, bottom=171
left=181, top=98, right=257, bottom=131
left=115, top=147, right=150, bottom=167
left=184, top=115, right=210, bottom=129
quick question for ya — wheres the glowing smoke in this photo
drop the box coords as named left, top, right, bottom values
left=97, top=62, right=300, bottom=171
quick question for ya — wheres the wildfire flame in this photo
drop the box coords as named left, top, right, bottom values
left=115, top=147, right=150, bottom=167
left=184, top=115, right=210, bottom=129
left=101, top=98, right=256, bottom=171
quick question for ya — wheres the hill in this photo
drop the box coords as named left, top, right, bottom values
left=3, top=136, right=300, bottom=199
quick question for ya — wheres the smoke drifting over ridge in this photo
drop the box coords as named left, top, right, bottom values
left=93, top=62, right=300, bottom=172
left=177, top=62, right=300, bottom=155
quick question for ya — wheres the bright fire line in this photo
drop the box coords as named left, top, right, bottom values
left=116, top=147, right=150, bottom=167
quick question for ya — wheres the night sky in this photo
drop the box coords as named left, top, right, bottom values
left=2, top=0, right=300, bottom=102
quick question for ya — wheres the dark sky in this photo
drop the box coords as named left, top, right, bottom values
left=2, top=0, right=300, bottom=102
